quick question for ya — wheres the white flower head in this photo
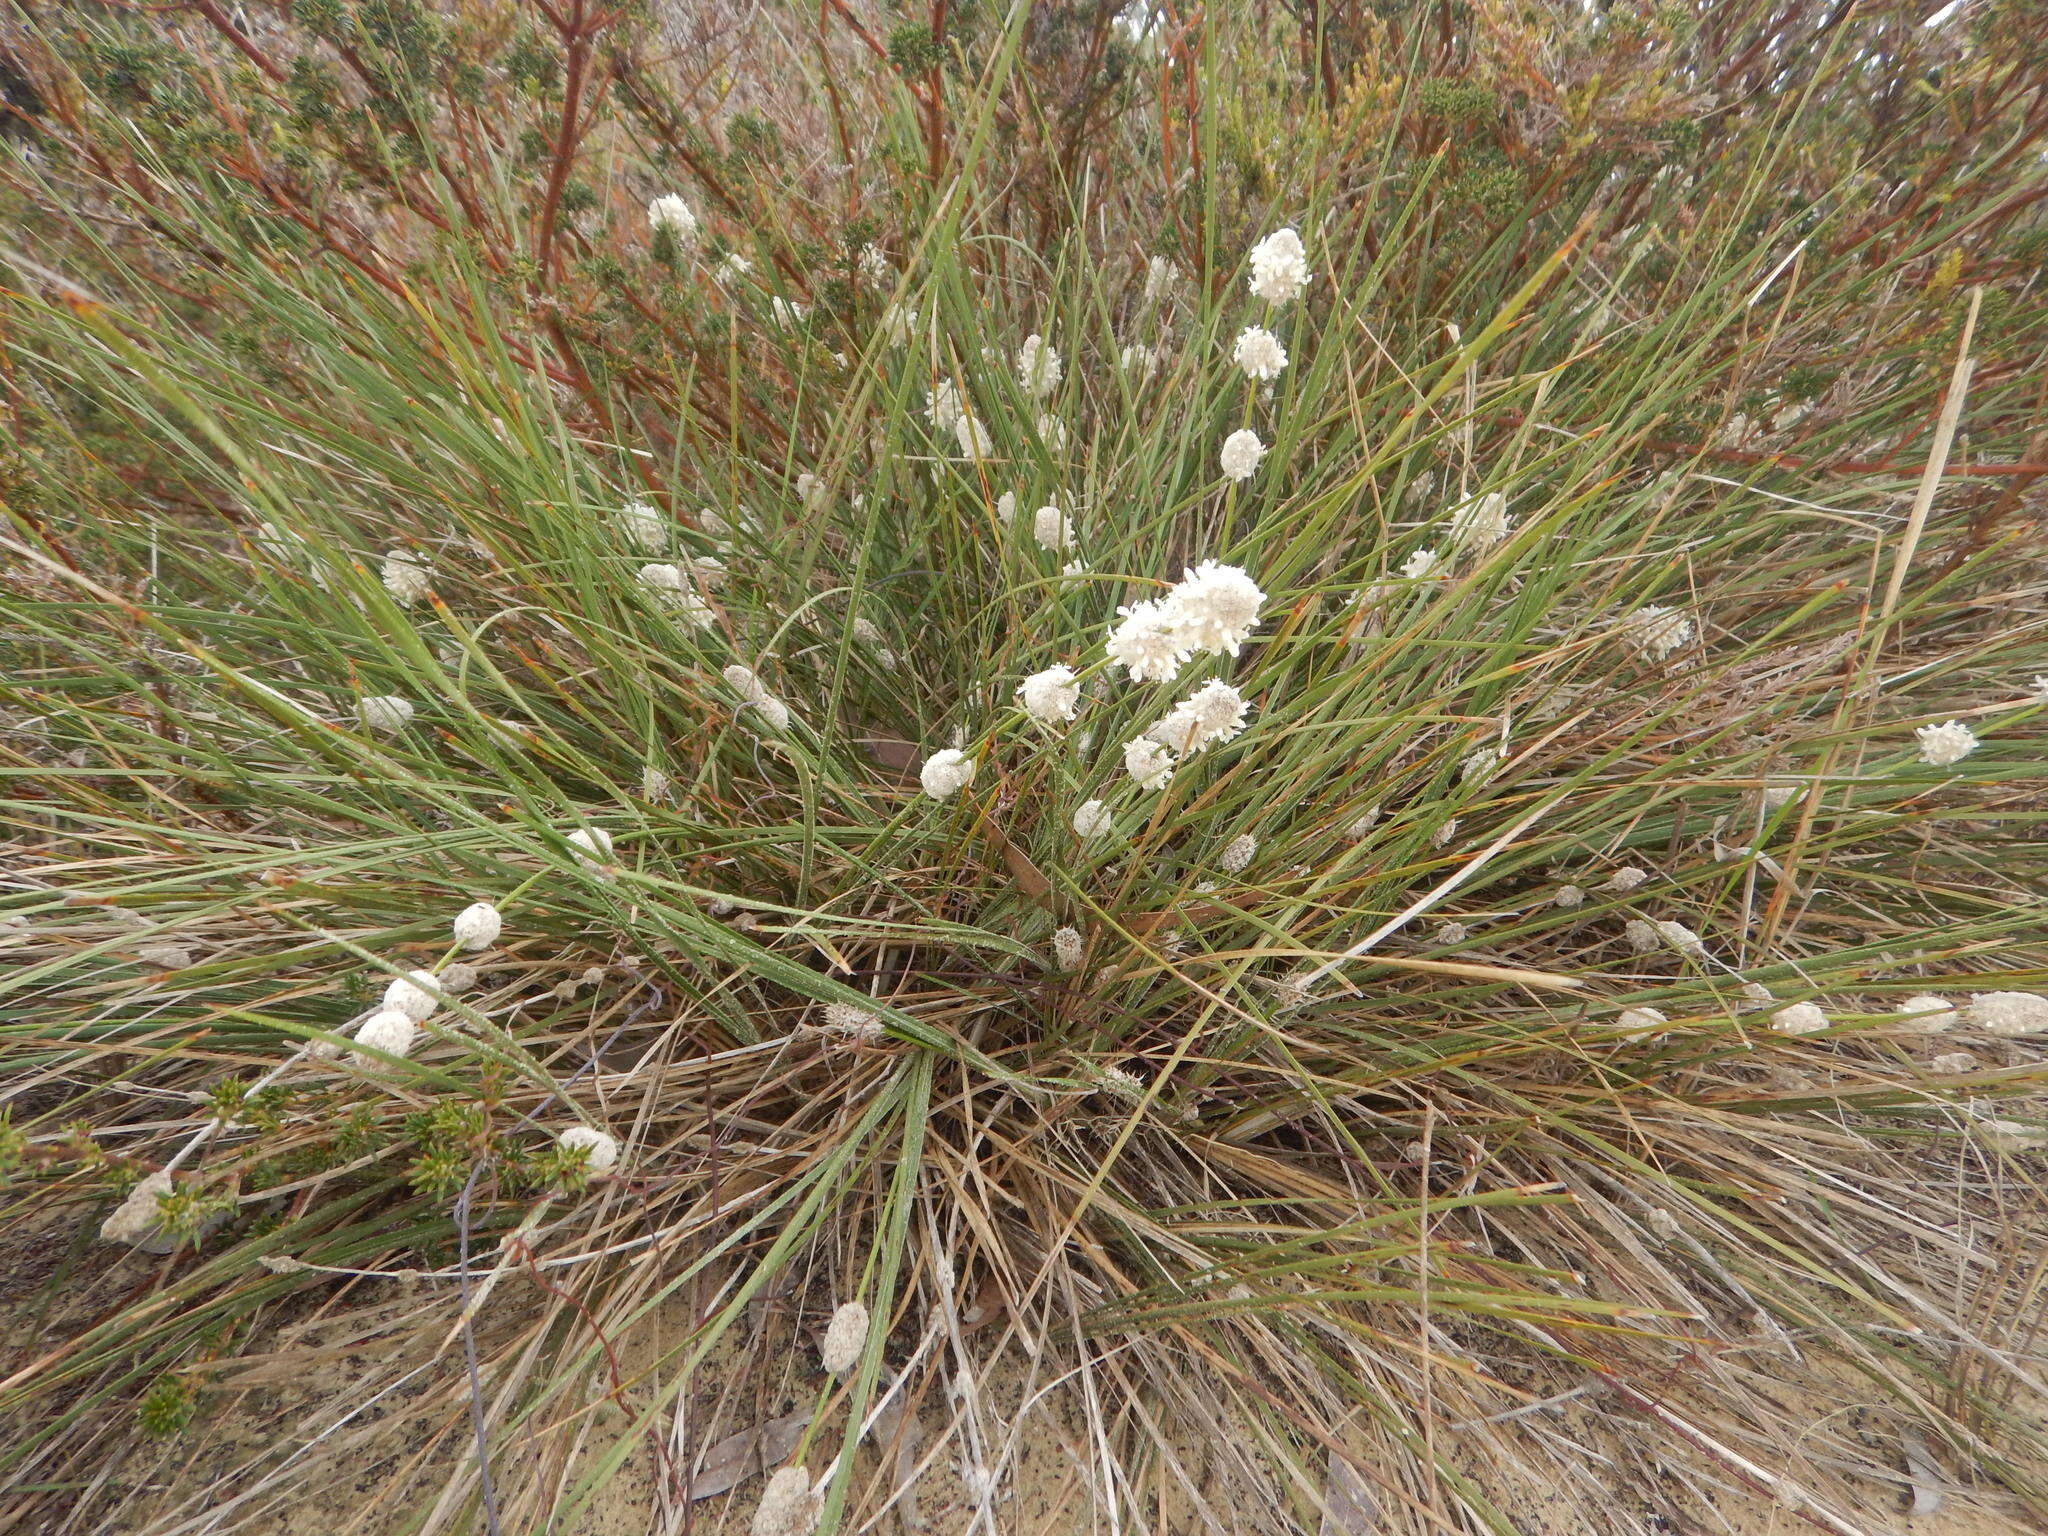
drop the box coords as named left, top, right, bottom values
left=382, top=968, right=442, bottom=1022
left=1656, top=919, right=1706, bottom=956
left=1460, top=745, right=1501, bottom=784
left=1017, top=665, right=1082, bottom=723
left=1105, top=599, right=1191, bottom=684
left=1770, top=1001, right=1830, bottom=1036
left=795, top=471, right=827, bottom=510
left=558, top=1124, right=620, bottom=1173
left=1399, top=547, right=1442, bottom=581
left=1602, top=866, right=1650, bottom=893
left=993, top=490, right=1018, bottom=528
left=1623, top=605, right=1695, bottom=663
left=1219, top=428, right=1267, bottom=482
left=1892, top=994, right=1957, bottom=1033
left=1144, top=679, right=1250, bottom=753
left=750, top=1465, right=817, bottom=1536
left=1123, top=736, right=1176, bottom=790
left=565, top=825, right=613, bottom=867
left=920, top=748, right=976, bottom=800
left=1165, top=560, right=1266, bottom=656
left=819, top=1301, right=870, bottom=1376
left=1554, top=884, right=1586, bottom=908
left=856, top=243, right=891, bottom=283
left=1448, top=492, right=1511, bottom=551
left=1966, top=991, right=2048, bottom=1037
left=647, top=193, right=699, bottom=244
left=1119, top=342, right=1162, bottom=381
left=359, top=695, right=415, bottom=733
left=1247, top=227, right=1312, bottom=305
left=722, top=665, right=792, bottom=730
left=1051, top=926, right=1085, bottom=970
left=1072, top=799, right=1114, bottom=838
left=953, top=412, right=994, bottom=460
left=769, top=296, right=809, bottom=329
left=1613, top=1006, right=1669, bottom=1043
left=1143, top=254, right=1179, bottom=302
left=353, top=1008, right=419, bottom=1062
left=925, top=380, right=965, bottom=431
left=1232, top=325, right=1288, bottom=382
left=1218, top=832, right=1258, bottom=873
left=1031, top=503, right=1075, bottom=552
left=1017, top=334, right=1063, bottom=399
left=1915, top=720, right=1978, bottom=767
left=453, top=902, right=502, bottom=951
left=381, top=549, right=431, bottom=606
left=100, top=1170, right=174, bottom=1246
left=821, top=1001, right=884, bottom=1042
left=616, top=501, right=669, bottom=553
left=1623, top=918, right=1660, bottom=954
left=1035, top=413, right=1068, bottom=451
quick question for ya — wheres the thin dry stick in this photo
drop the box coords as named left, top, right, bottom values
left=1877, top=285, right=1982, bottom=625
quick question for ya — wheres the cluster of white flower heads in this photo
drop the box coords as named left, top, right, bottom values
left=616, top=500, right=669, bottom=553
left=1247, top=227, right=1311, bottom=305
left=1105, top=561, right=1267, bottom=692
left=919, top=747, right=977, bottom=800
left=1144, top=680, right=1250, bottom=753
left=723, top=665, right=792, bottom=731
left=1915, top=719, right=1978, bottom=767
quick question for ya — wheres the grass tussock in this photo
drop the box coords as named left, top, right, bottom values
left=1, top=1, right=2047, bottom=1532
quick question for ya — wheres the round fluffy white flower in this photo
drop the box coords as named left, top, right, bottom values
left=993, top=490, right=1018, bottom=527
left=1770, top=1001, right=1830, bottom=1035
left=382, top=969, right=442, bottom=1022
left=1613, top=1006, right=1669, bottom=1043
left=1966, top=991, right=2048, bottom=1037
left=1232, top=325, right=1288, bottom=382
left=638, top=565, right=714, bottom=627
left=1035, top=413, right=1068, bottom=450
left=381, top=550, right=431, bottom=606
left=1448, top=492, right=1511, bottom=551
left=566, top=825, right=613, bottom=866
left=1031, top=503, right=1075, bottom=552
left=359, top=695, right=415, bottom=733
left=453, top=901, right=502, bottom=951
left=1892, top=994, right=1957, bottom=1033
left=1143, top=255, right=1179, bottom=302
left=1554, top=884, right=1586, bottom=908
left=953, top=412, right=994, bottom=459
left=1105, top=599, right=1191, bottom=684
left=1218, top=428, right=1267, bottom=482
left=818, top=1300, right=870, bottom=1376
left=616, top=500, right=669, bottom=553
left=1017, top=665, right=1081, bottom=723
left=100, top=1170, right=174, bottom=1246
left=1915, top=720, right=1978, bottom=767
left=1124, top=737, right=1176, bottom=789
left=919, top=748, right=976, bottom=800
left=1654, top=919, right=1705, bottom=956
left=1016, top=334, right=1063, bottom=398
left=857, top=243, right=891, bottom=283
left=795, top=471, right=827, bottom=509
left=750, top=1465, right=816, bottom=1536
left=1144, top=680, right=1249, bottom=752
left=1602, top=866, right=1650, bottom=893
left=1072, top=799, right=1114, bottom=838
left=1164, top=561, right=1266, bottom=656
left=1623, top=919, right=1660, bottom=954
left=769, top=296, right=808, bottom=328
left=1217, top=832, right=1258, bottom=873
left=1051, top=926, right=1085, bottom=970
left=1399, top=547, right=1442, bottom=580
left=353, top=1008, right=419, bottom=1062
left=1119, top=342, right=1162, bottom=381
left=1623, top=605, right=1695, bottom=662
left=647, top=193, right=698, bottom=243
left=558, top=1124, right=620, bottom=1173
left=1247, top=227, right=1311, bottom=305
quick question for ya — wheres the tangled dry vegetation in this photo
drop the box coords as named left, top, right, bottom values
left=2, top=2, right=2048, bottom=1533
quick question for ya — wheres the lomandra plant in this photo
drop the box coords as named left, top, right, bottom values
left=2, top=1, right=2047, bottom=1532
